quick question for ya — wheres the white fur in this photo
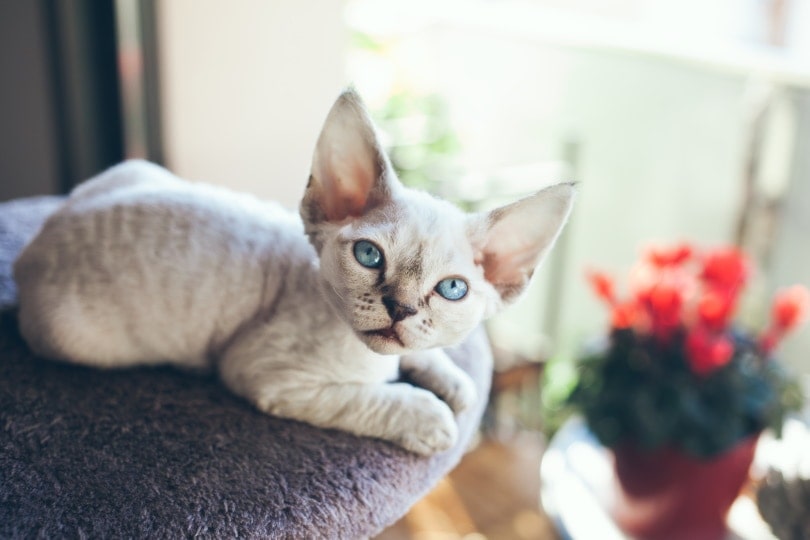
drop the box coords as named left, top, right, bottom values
left=14, top=90, right=575, bottom=455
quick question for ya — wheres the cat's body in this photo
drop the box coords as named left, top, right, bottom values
left=14, top=90, right=574, bottom=455
left=17, top=163, right=304, bottom=369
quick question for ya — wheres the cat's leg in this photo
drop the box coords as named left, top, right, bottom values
left=219, top=352, right=459, bottom=455
left=228, top=374, right=459, bottom=455
left=399, top=348, right=477, bottom=414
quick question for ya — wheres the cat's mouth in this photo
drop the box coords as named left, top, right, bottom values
left=364, top=326, right=404, bottom=347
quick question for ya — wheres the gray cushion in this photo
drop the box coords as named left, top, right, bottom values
left=0, top=196, right=492, bottom=539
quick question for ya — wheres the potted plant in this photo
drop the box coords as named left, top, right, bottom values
left=566, top=243, right=807, bottom=540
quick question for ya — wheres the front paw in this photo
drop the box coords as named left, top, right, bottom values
left=396, top=390, right=459, bottom=456
left=440, top=371, right=477, bottom=414
left=400, top=352, right=478, bottom=415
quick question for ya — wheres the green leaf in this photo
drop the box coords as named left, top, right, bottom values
left=560, top=328, right=805, bottom=458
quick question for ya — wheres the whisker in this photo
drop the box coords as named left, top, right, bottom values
left=330, top=282, right=345, bottom=301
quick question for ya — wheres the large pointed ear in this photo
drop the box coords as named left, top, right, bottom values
left=475, top=183, right=576, bottom=304
left=301, top=89, right=395, bottom=224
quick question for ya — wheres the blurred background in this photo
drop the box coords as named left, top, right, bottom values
left=2, top=0, right=809, bottom=538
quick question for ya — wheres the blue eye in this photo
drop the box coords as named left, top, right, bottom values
left=436, top=277, right=468, bottom=301
left=353, top=240, right=383, bottom=269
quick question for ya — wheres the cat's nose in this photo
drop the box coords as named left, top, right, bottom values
left=381, top=296, right=417, bottom=323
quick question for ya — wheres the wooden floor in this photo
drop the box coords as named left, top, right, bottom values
left=374, top=434, right=560, bottom=540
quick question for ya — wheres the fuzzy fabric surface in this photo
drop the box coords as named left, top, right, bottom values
left=0, top=196, right=492, bottom=539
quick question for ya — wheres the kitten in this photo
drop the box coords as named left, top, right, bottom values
left=13, top=90, right=575, bottom=455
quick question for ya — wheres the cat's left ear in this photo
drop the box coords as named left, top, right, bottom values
left=474, top=183, right=576, bottom=304
left=301, top=89, right=396, bottom=224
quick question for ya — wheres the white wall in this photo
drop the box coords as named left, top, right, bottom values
left=157, top=0, right=348, bottom=209
left=418, top=27, right=749, bottom=360
left=771, top=89, right=810, bottom=373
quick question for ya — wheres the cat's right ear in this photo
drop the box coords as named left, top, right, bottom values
left=301, top=89, right=395, bottom=225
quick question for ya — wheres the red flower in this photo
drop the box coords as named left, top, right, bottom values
left=648, top=284, right=683, bottom=317
left=699, top=248, right=749, bottom=294
left=611, top=301, right=640, bottom=329
left=685, top=328, right=734, bottom=376
left=628, top=262, right=657, bottom=303
left=759, top=285, right=810, bottom=354
left=772, top=285, right=810, bottom=332
left=587, top=270, right=616, bottom=305
left=646, top=283, right=683, bottom=340
left=647, top=243, right=693, bottom=268
left=697, top=290, right=736, bottom=332
left=585, top=243, right=804, bottom=377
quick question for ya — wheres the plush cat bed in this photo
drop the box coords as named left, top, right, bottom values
left=0, top=196, right=492, bottom=538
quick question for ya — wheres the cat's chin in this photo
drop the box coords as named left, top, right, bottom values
left=358, top=329, right=411, bottom=355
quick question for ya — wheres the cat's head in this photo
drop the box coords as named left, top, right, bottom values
left=300, top=89, right=575, bottom=355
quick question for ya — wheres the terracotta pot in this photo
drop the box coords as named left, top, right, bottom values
left=610, top=435, right=758, bottom=540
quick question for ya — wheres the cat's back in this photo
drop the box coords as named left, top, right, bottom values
left=56, top=159, right=297, bottom=233
left=14, top=160, right=312, bottom=368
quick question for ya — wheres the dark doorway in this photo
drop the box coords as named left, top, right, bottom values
left=0, top=0, right=162, bottom=201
